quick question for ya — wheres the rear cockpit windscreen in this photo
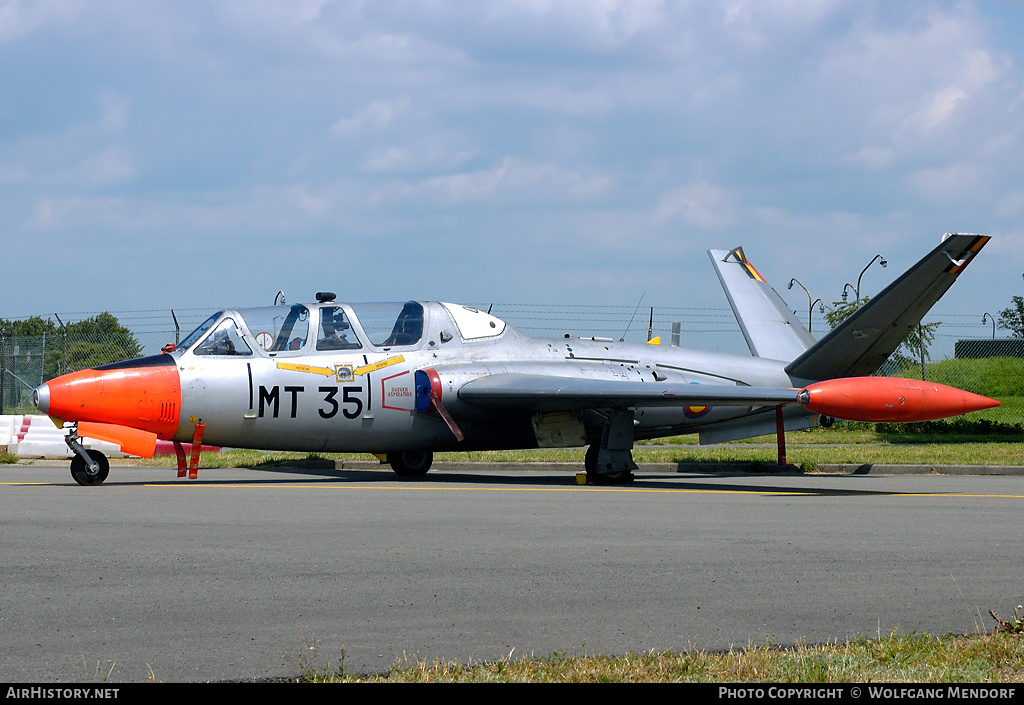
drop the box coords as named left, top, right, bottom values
left=349, top=302, right=424, bottom=347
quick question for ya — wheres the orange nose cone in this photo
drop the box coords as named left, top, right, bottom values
left=34, top=356, right=181, bottom=438
left=799, top=377, right=1000, bottom=423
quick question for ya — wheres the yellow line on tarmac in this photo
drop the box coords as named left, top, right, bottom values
left=4, top=479, right=1023, bottom=499
left=136, top=482, right=789, bottom=495
left=133, top=482, right=1024, bottom=499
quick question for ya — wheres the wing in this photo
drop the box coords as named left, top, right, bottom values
left=457, top=373, right=799, bottom=413
left=453, top=372, right=997, bottom=424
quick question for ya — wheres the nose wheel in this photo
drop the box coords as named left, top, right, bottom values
left=64, top=425, right=110, bottom=485
left=70, top=450, right=110, bottom=486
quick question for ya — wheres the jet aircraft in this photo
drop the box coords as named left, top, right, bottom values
left=32, top=233, right=997, bottom=486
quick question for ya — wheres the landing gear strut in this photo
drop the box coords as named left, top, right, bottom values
left=584, top=408, right=637, bottom=485
left=387, top=451, right=433, bottom=478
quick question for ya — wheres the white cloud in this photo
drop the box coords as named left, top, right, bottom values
left=0, top=0, right=83, bottom=43
left=655, top=182, right=735, bottom=230
left=995, top=190, right=1024, bottom=218
left=29, top=195, right=126, bottom=229
left=905, top=161, right=980, bottom=204
left=906, top=86, right=969, bottom=132
left=72, top=147, right=134, bottom=187
left=820, top=6, right=1007, bottom=171
left=344, top=157, right=614, bottom=208
left=331, top=97, right=410, bottom=135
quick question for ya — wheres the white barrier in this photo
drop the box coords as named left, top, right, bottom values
left=2, top=415, right=219, bottom=460
left=1, top=415, right=126, bottom=459
left=0, top=415, right=19, bottom=446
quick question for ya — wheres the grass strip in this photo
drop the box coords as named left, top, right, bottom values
left=294, top=628, right=1024, bottom=683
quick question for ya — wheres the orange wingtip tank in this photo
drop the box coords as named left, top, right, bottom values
left=798, top=377, right=999, bottom=423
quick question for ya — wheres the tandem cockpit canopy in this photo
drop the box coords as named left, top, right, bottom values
left=176, top=301, right=440, bottom=357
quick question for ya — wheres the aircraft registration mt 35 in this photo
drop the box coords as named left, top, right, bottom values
left=32, top=233, right=998, bottom=486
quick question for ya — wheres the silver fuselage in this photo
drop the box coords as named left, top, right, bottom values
left=170, top=300, right=804, bottom=453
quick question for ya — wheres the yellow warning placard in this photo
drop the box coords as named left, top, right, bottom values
left=354, top=355, right=405, bottom=376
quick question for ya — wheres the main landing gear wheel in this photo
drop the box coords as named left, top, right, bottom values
left=584, top=444, right=635, bottom=486
left=387, top=451, right=433, bottom=478
left=70, top=451, right=110, bottom=486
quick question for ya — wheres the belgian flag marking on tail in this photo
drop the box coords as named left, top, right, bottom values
left=943, top=234, right=990, bottom=275
left=727, top=246, right=767, bottom=282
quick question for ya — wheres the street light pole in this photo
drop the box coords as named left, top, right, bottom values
left=855, top=254, right=887, bottom=301
left=787, top=278, right=824, bottom=333
left=841, top=255, right=887, bottom=308
left=982, top=313, right=995, bottom=339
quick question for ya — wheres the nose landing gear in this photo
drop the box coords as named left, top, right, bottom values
left=70, top=451, right=110, bottom=486
left=65, top=425, right=110, bottom=486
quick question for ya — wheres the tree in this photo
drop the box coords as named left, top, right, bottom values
left=1, top=312, right=141, bottom=387
left=0, top=316, right=59, bottom=337
left=823, top=297, right=939, bottom=378
left=889, top=322, right=940, bottom=379
left=64, top=313, right=143, bottom=371
left=997, top=295, right=1024, bottom=338
left=0, top=317, right=64, bottom=412
left=823, top=297, right=865, bottom=330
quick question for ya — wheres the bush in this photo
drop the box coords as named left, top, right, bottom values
left=875, top=417, right=1024, bottom=437
left=886, top=356, right=1024, bottom=398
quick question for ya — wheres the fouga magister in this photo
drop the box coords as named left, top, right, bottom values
left=32, top=233, right=998, bottom=486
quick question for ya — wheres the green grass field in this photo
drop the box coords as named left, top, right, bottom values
left=299, top=627, right=1024, bottom=683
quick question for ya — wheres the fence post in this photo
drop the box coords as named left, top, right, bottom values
left=55, top=314, right=67, bottom=378
left=919, top=324, right=926, bottom=381
left=0, top=331, right=5, bottom=416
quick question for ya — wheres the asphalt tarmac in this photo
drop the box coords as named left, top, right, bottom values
left=1, top=461, right=1022, bottom=682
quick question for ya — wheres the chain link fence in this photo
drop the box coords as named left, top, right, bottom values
left=2, top=306, right=1021, bottom=425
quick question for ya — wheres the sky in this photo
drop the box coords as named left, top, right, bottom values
left=3, top=0, right=1024, bottom=330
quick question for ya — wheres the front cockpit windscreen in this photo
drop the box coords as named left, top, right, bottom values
left=193, top=318, right=253, bottom=356
left=235, top=304, right=311, bottom=353
left=349, top=302, right=424, bottom=347
left=178, top=311, right=223, bottom=351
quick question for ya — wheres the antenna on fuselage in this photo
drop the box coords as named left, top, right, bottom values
left=274, top=290, right=286, bottom=305
left=619, top=290, right=646, bottom=342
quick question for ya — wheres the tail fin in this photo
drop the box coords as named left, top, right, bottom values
left=708, top=246, right=817, bottom=361
left=786, top=233, right=989, bottom=382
